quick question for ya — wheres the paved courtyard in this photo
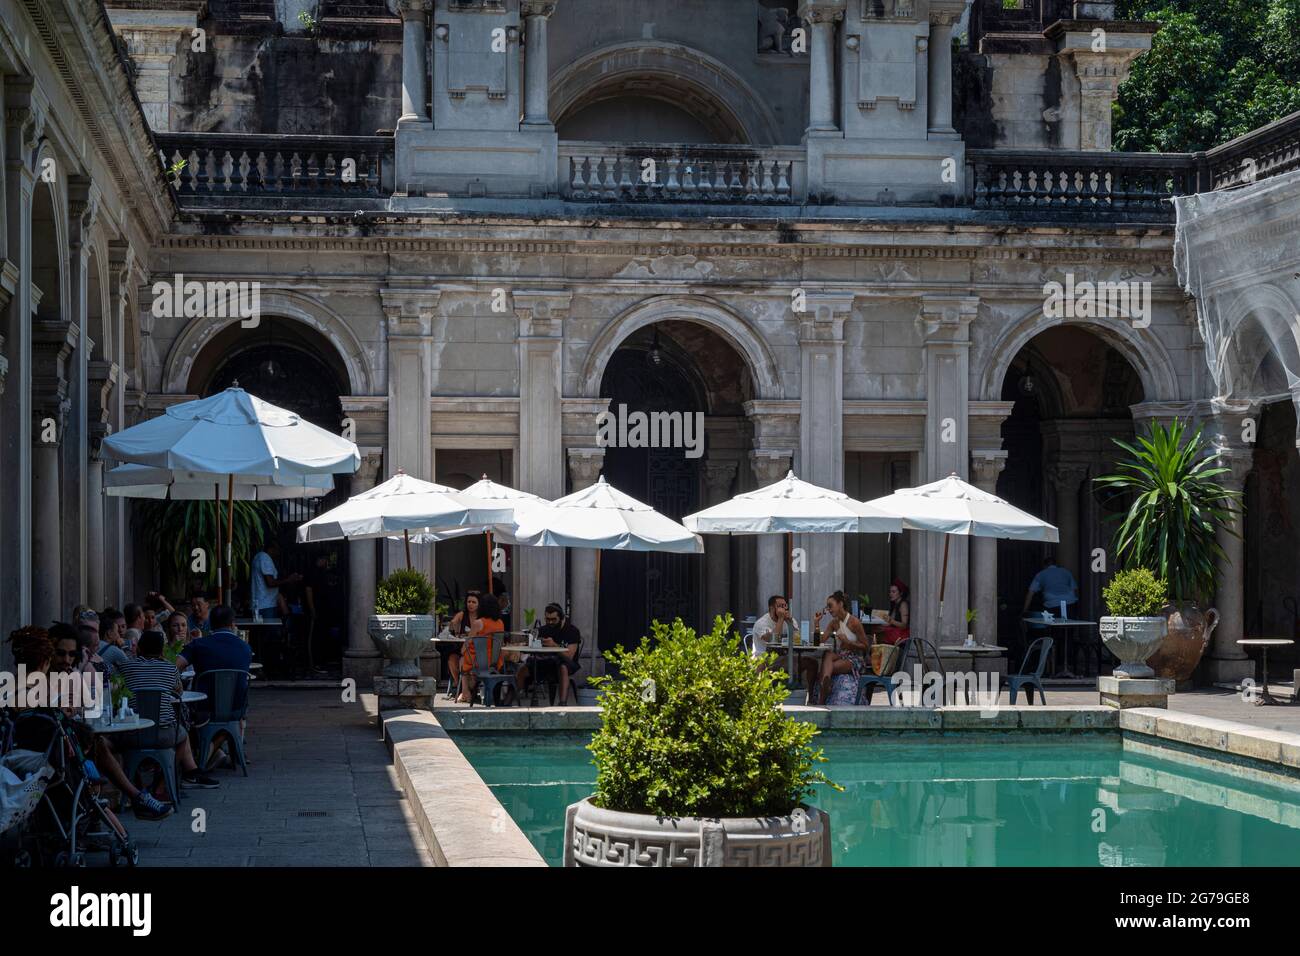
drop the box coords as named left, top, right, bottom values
left=127, top=689, right=431, bottom=867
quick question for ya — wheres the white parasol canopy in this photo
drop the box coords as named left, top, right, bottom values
left=683, top=470, right=901, bottom=535
left=866, top=473, right=1058, bottom=623
left=105, top=464, right=335, bottom=501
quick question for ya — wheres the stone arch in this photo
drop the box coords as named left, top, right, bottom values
left=551, top=41, right=784, bottom=146
left=84, top=222, right=113, bottom=362
left=162, top=290, right=374, bottom=395
left=1216, top=282, right=1300, bottom=400
left=978, top=304, right=1181, bottom=403
left=30, top=142, right=69, bottom=323
left=580, top=294, right=783, bottom=399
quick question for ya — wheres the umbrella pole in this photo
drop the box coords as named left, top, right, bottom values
left=403, top=528, right=412, bottom=571
left=486, top=532, right=493, bottom=594
left=215, top=483, right=224, bottom=605
left=938, top=535, right=950, bottom=626
left=786, top=531, right=795, bottom=689
left=225, top=474, right=235, bottom=607
left=592, top=549, right=601, bottom=674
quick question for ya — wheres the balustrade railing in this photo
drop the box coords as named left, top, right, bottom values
left=155, top=132, right=393, bottom=203
left=1204, top=110, right=1300, bottom=191
left=559, top=142, right=805, bottom=204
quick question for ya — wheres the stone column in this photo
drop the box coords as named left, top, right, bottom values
left=104, top=243, right=135, bottom=607
left=521, top=2, right=557, bottom=128
left=1206, top=449, right=1254, bottom=683
left=751, top=451, right=793, bottom=615
left=799, top=1, right=845, bottom=135
left=87, top=359, right=118, bottom=609
left=567, top=447, right=603, bottom=671
left=32, top=318, right=76, bottom=626
left=916, top=295, right=979, bottom=643
left=398, top=0, right=432, bottom=127
left=104, top=10, right=198, bottom=131
left=344, top=449, right=385, bottom=685
left=1, top=81, right=38, bottom=654
left=969, top=452, right=1007, bottom=644
left=1060, top=45, right=1150, bottom=151
left=927, top=11, right=958, bottom=136
left=63, top=177, right=97, bottom=610
left=1047, top=462, right=1089, bottom=581
left=704, top=460, right=738, bottom=625
left=380, top=287, right=440, bottom=581
left=798, top=293, right=852, bottom=620
left=515, top=291, right=571, bottom=625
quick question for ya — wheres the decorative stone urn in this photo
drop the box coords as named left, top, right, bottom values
left=563, top=797, right=831, bottom=867
left=1099, top=615, right=1168, bottom=679
left=367, top=614, right=437, bottom=678
left=1147, top=602, right=1219, bottom=683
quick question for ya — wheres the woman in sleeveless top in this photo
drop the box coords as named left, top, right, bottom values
left=816, top=591, right=873, bottom=705
left=880, top=579, right=910, bottom=646
left=457, top=593, right=506, bottom=704
left=440, top=590, right=481, bottom=692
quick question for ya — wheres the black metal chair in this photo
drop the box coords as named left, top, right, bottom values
left=1006, top=636, right=1053, bottom=704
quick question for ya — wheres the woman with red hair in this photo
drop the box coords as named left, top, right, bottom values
left=880, top=579, right=910, bottom=645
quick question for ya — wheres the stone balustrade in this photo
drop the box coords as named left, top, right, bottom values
left=967, top=149, right=1199, bottom=222
left=156, top=132, right=394, bottom=205
left=558, top=142, right=806, bottom=204
left=1204, top=110, right=1300, bottom=190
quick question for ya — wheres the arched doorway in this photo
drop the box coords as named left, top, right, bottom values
left=596, top=319, right=754, bottom=651
left=189, top=317, right=353, bottom=673
left=996, top=325, right=1145, bottom=673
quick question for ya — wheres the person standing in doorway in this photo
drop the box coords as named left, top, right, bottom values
left=250, top=538, right=301, bottom=621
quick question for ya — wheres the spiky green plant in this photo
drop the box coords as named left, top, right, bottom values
left=1093, top=420, right=1242, bottom=604
left=136, top=499, right=277, bottom=595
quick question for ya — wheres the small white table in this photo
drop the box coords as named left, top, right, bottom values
left=1237, top=639, right=1295, bottom=705
left=181, top=690, right=207, bottom=704
left=940, top=644, right=1007, bottom=704
left=90, top=716, right=155, bottom=734
left=1022, top=617, right=1099, bottom=678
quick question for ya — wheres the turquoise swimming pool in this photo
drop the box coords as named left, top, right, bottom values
left=451, top=733, right=1300, bottom=866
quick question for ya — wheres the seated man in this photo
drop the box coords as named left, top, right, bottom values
left=116, top=630, right=219, bottom=790
left=751, top=594, right=819, bottom=690
left=176, top=604, right=252, bottom=726
left=515, top=603, right=582, bottom=703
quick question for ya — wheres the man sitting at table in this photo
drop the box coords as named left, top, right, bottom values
left=514, top=603, right=582, bottom=704
left=176, top=604, right=252, bottom=727
left=751, top=594, right=820, bottom=690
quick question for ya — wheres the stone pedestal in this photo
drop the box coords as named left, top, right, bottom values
left=1098, top=675, right=1174, bottom=709
left=375, top=676, right=439, bottom=712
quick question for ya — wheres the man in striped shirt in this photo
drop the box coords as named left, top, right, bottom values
left=116, top=630, right=219, bottom=790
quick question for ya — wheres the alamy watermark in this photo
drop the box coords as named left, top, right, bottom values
left=596, top=403, right=704, bottom=459
left=1, top=667, right=105, bottom=716
left=1042, top=273, right=1151, bottom=329
left=151, top=274, right=261, bottom=327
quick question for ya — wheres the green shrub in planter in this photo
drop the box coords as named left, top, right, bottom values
left=374, top=568, right=435, bottom=615
left=1102, top=568, right=1168, bottom=618
left=588, top=615, right=838, bottom=819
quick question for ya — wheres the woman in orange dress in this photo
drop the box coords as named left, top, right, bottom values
left=456, top=593, right=506, bottom=704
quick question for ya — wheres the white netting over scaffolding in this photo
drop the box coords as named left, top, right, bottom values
left=1173, top=167, right=1300, bottom=443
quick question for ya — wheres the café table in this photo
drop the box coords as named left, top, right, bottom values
left=939, top=644, right=1007, bottom=704
left=89, top=716, right=155, bottom=735
left=181, top=690, right=207, bottom=704
left=1237, top=639, right=1295, bottom=705
left=1021, top=616, right=1099, bottom=678
left=503, top=643, right=571, bottom=706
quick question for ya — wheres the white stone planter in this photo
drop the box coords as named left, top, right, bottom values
left=368, top=614, right=436, bottom=679
left=1099, top=615, right=1168, bottom=679
left=563, top=797, right=831, bottom=867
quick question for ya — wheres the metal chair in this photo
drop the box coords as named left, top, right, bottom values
left=855, top=638, right=912, bottom=706
left=1006, top=636, right=1053, bottom=705
left=540, top=639, right=583, bottom=706
left=191, top=669, right=250, bottom=775
left=118, top=690, right=183, bottom=806
left=468, top=635, right=513, bottom=708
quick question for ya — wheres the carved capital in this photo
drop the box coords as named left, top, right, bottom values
left=704, top=459, right=739, bottom=501
left=88, top=359, right=120, bottom=442
left=798, top=291, right=854, bottom=343
left=916, top=295, right=979, bottom=343
left=750, top=449, right=794, bottom=487
left=799, top=0, right=846, bottom=25
left=356, top=448, right=386, bottom=488
left=1047, top=461, right=1091, bottom=494
left=969, top=450, right=1008, bottom=492
left=380, top=287, right=441, bottom=337
left=4, top=77, right=43, bottom=170
left=514, top=289, right=572, bottom=338
left=567, top=447, right=605, bottom=489
left=67, top=176, right=100, bottom=249
left=397, top=0, right=432, bottom=16
left=1211, top=447, right=1254, bottom=491
left=520, top=0, right=557, bottom=18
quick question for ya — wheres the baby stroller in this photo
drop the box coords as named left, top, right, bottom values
left=0, top=708, right=139, bottom=867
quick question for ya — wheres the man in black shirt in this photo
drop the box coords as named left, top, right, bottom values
left=514, top=603, right=582, bottom=704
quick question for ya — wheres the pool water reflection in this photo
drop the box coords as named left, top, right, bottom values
left=451, top=733, right=1300, bottom=867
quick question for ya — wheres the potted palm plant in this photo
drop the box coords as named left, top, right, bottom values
left=564, top=615, right=839, bottom=867
left=1093, top=420, right=1240, bottom=683
left=1099, top=568, right=1169, bottom=678
left=368, top=568, right=437, bottom=678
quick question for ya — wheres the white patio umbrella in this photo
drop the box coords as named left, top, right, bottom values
left=295, top=471, right=518, bottom=570
left=509, top=475, right=703, bottom=670
left=102, top=386, right=360, bottom=603
left=866, top=473, right=1058, bottom=624
left=684, top=470, right=903, bottom=680
left=105, top=464, right=335, bottom=501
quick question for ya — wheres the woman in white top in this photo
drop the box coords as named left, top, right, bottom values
left=815, top=590, right=873, bottom=704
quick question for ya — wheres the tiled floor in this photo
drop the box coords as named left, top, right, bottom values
left=125, top=689, right=431, bottom=867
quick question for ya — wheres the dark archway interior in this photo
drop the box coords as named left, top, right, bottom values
left=557, top=76, right=751, bottom=144
left=996, top=326, right=1145, bottom=673
left=1244, top=400, right=1300, bottom=669
left=595, top=321, right=753, bottom=650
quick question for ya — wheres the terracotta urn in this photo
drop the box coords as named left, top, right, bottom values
left=1147, top=602, right=1219, bottom=683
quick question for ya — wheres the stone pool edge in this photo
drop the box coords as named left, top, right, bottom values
left=382, top=708, right=547, bottom=867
